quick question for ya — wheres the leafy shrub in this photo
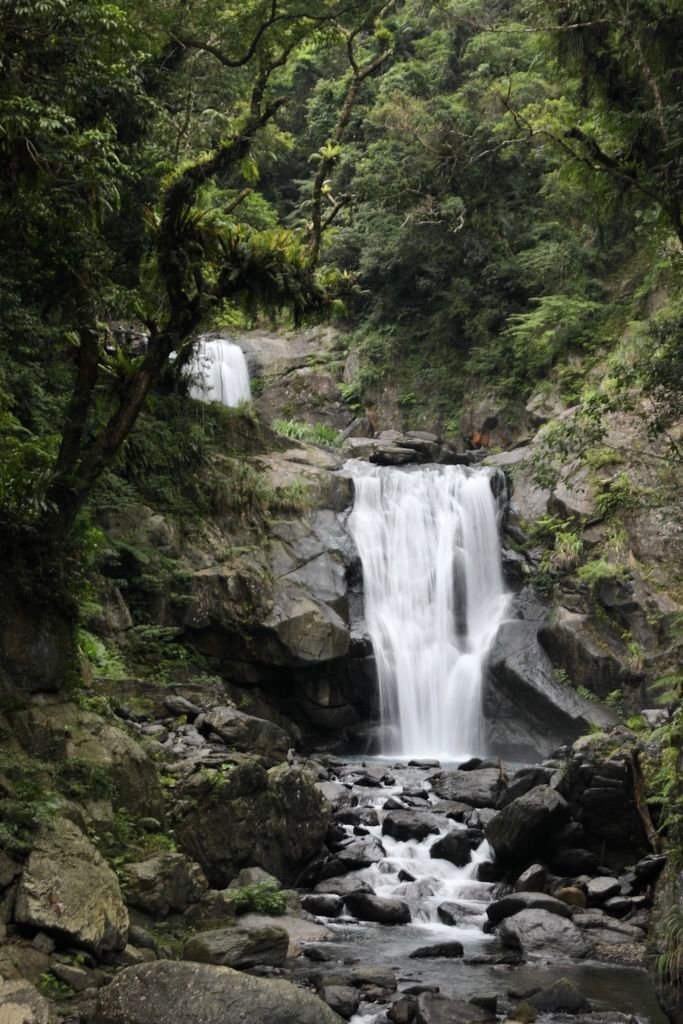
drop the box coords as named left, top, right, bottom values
left=575, top=559, right=628, bottom=593
left=231, top=881, right=288, bottom=916
left=273, top=418, right=341, bottom=448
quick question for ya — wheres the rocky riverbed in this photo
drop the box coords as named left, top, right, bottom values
left=0, top=679, right=668, bottom=1024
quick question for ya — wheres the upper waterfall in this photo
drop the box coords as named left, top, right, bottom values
left=187, top=337, right=251, bottom=407
left=347, top=462, right=508, bottom=760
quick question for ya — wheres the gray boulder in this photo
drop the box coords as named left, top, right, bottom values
left=344, top=893, right=411, bottom=925
left=314, top=875, right=374, bottom=897
left=415, top=993, right=494, bottom=1024
left=320, top=985, right=360, bottom=1020
left=409, top=941, right=464, bottom=959
left=486, top=892, right=572, bottom=925
left=499, top=909, right=593, bottom=959
left=124, top=853, right=208, bottom=918
left=200, top=707, right=290, bottom=765
left=0, top=979, right=55, bottom=1024
left=301, top=894, right=343, bottom=917
left=586, top=877, right=621, bottom=905
left=93, top=960, right=343, bottom=1024
left=14, top=818, right=128, bottom=957
left=530, top=978, right=591, bottom=1013
left=430, top=769, right=503, bottom=808
left=430, top=831, right=474, bottom=868
left=175, top=760, right=330, bottom=887
left=335, top=837, right=385, bottom=870
left=183, top=925, right=289, bottom=968
left=383, top=811, right=442, bottom=842
left=485, top=785, right=569, bottom=864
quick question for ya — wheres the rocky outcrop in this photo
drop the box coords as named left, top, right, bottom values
left=14, top=818, right=128, bottom=957
left=93, top=960, right=343, bottom=1024
left=123, top=853, right=208, bottom=918
left=174, top=759, right=330, bottom=887
left=484, top=589, right=616, bottom=759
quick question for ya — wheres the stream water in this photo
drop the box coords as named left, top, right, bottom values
left=187, top=337, right=252, bottom=406
left=347, top=463, right=509, bottom=759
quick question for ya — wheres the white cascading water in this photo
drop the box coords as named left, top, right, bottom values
left=347, top=463, right=508, bottom=760
left=187, top=337, right=251, bottom=407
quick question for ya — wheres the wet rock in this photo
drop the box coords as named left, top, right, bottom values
left=409, top=941, right=464, bottom=959
left=586, top=877, right=621, bottom=905
left=634, top=854, right=667, bottom=884
left=350, top=964, right=397, bottom=990
left=603, top=896, right=631, bottom=918
left=514, top=865, right=547, bottom=893
left=334, top=807, right=379, bottom=828
left=124, top=854, right=208, bottom=918
left=415, top=992, right=495, bottom=1024
left=389, top=996, right=418, bottom=1023
left=383, top=811, right=442, bottom=842
left=530, top=979, right=590, bottom=1014
left=409, top=759, right=441, bottom=769
left=0, top=979, right=55, bottom=1023
left=335, top=837, right=385, bottom=870
left=303, top=944, right=335, bottom=961
left=321, top=985, right=360, bottom=1019
left=430, top=769, right=503, bottom=808
left=301, top=894, right=343, bottom=917
left=486, top=892, right=572, bottom=925
left=14, top=818, right=128, bottom=957
left=182, top=925, right=289, bottom=968
left=164, top=695, right=202, bottom=720
left=430, top=832, right=474, bottom=868
left=486, top=786, right=569, bottom=864
left=499, top=909, right=593, bottom=959
left=469, top=995, right=497, bottom=1014
left=200, top=707, right=290, bottom=765
left=92, top=960, right=342, bottom=1024
left=344, top=893, right=411, bottom=925
left=314, top=875, right=374, bottom=897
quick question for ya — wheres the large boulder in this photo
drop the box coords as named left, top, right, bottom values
left=486, top=785, right=569, bottom=865
left=183, top=925, right=289, bottom=968
left=498, top=909, right=593, bottom=959
left=93, top=960, right=343, bottom=1024
left=486, top=892, right=572, bottom=925
left=430, top=769, right=503, bottom=808
left=123, top=854, right=208, bottom=918
left=0, top=979, right=55, bottom=1024
left=383, top=811, right=442, bottom=842
left=14, top=818, right=128, bottom=956
left=200, top=706, right=290, bottom=765
left=344, top=893, right=411, bottom=925
left=175, top=759, right=330, bottom=887
left=415, top=993, right=494, bottom=1024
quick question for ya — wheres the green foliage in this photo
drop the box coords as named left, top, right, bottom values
left=231, top=881, right=288, bottom=916
left=575, top=558, right=628, bottom=593
left=273, top=418, right=341, bottom=447
left=37, top=973, right=75, bottom=1002
left=0, top=753, right=60, bottom=858
left=77, top=629, right=127, bottom=681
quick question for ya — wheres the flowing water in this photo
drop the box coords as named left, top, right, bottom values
left=187, top=337, right=251, bottom=406
left=347, top=463, right=509, bottom=759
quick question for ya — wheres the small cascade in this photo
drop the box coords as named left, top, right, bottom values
left=187, top=337, right=251, bottom=407
left=347, top=463, right=508, bottom=760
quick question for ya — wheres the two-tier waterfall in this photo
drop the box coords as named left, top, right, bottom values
left=347, top=463, right=508, bottom=760
left=187, top=337, right=251, bottom=407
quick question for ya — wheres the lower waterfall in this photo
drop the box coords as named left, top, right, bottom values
left=188, top=337, right=251, bottom=407
left=347, top=462, right=508, bottom=760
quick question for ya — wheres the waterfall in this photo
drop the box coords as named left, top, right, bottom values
left=347, top=463, right=508, bottom=760
left=187, top=337, right=251, bottom=407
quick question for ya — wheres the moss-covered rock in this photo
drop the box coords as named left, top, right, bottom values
left=174, top=760, right=330, bottom=888
left=14, top=817, right=129, bottom=956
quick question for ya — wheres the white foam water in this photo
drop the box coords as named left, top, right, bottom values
left=188, top=337, right=251, bottom=407
left=347, top=463, right=508, bottom=759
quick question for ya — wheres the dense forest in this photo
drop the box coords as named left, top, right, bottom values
left=1, top=2, right=682, bottom=1023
